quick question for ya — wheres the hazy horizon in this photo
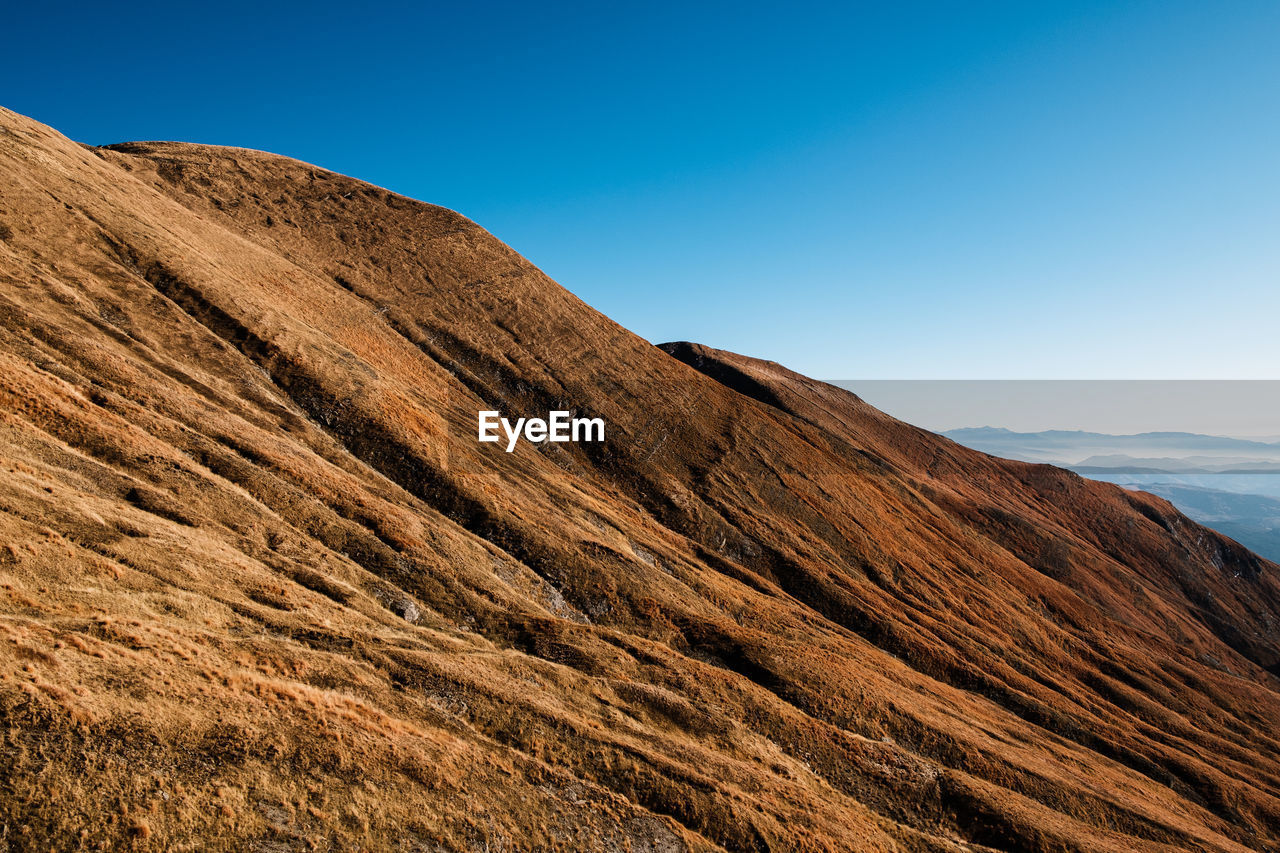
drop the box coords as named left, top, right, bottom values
left=838, top=380, right=1280, bottom=437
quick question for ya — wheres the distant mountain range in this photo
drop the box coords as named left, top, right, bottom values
left=945, top=427, right=1280, bottom=467
left=1073, top=456, right=1280, bottom=474
left=945, top=427, right=1280, bottom=561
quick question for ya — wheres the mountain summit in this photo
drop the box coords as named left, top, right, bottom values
left=2, top=107, right=1279, bottom=851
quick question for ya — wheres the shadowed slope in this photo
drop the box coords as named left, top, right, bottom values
left=2, top=106, right=1279, bottom=851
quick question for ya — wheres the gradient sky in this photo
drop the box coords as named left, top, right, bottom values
left=6, top=1, right=1278, bottom=379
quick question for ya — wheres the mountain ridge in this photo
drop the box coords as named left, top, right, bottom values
left=3, top=106, right=1280, bottom=851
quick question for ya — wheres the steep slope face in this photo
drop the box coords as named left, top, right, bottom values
left=1, top=106, right=1279, bottom=852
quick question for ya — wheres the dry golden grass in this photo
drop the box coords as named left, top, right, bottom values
left=0, top=105, right=1278, bottom=850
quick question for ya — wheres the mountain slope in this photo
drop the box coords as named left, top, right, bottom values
left=2, top=107, right=1279, bottom=852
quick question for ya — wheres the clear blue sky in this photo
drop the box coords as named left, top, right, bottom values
left=6, top=1, right=1278, bottom=378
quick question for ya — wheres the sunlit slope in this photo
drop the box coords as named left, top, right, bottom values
left=2, top=106, right=1279, bottom=851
